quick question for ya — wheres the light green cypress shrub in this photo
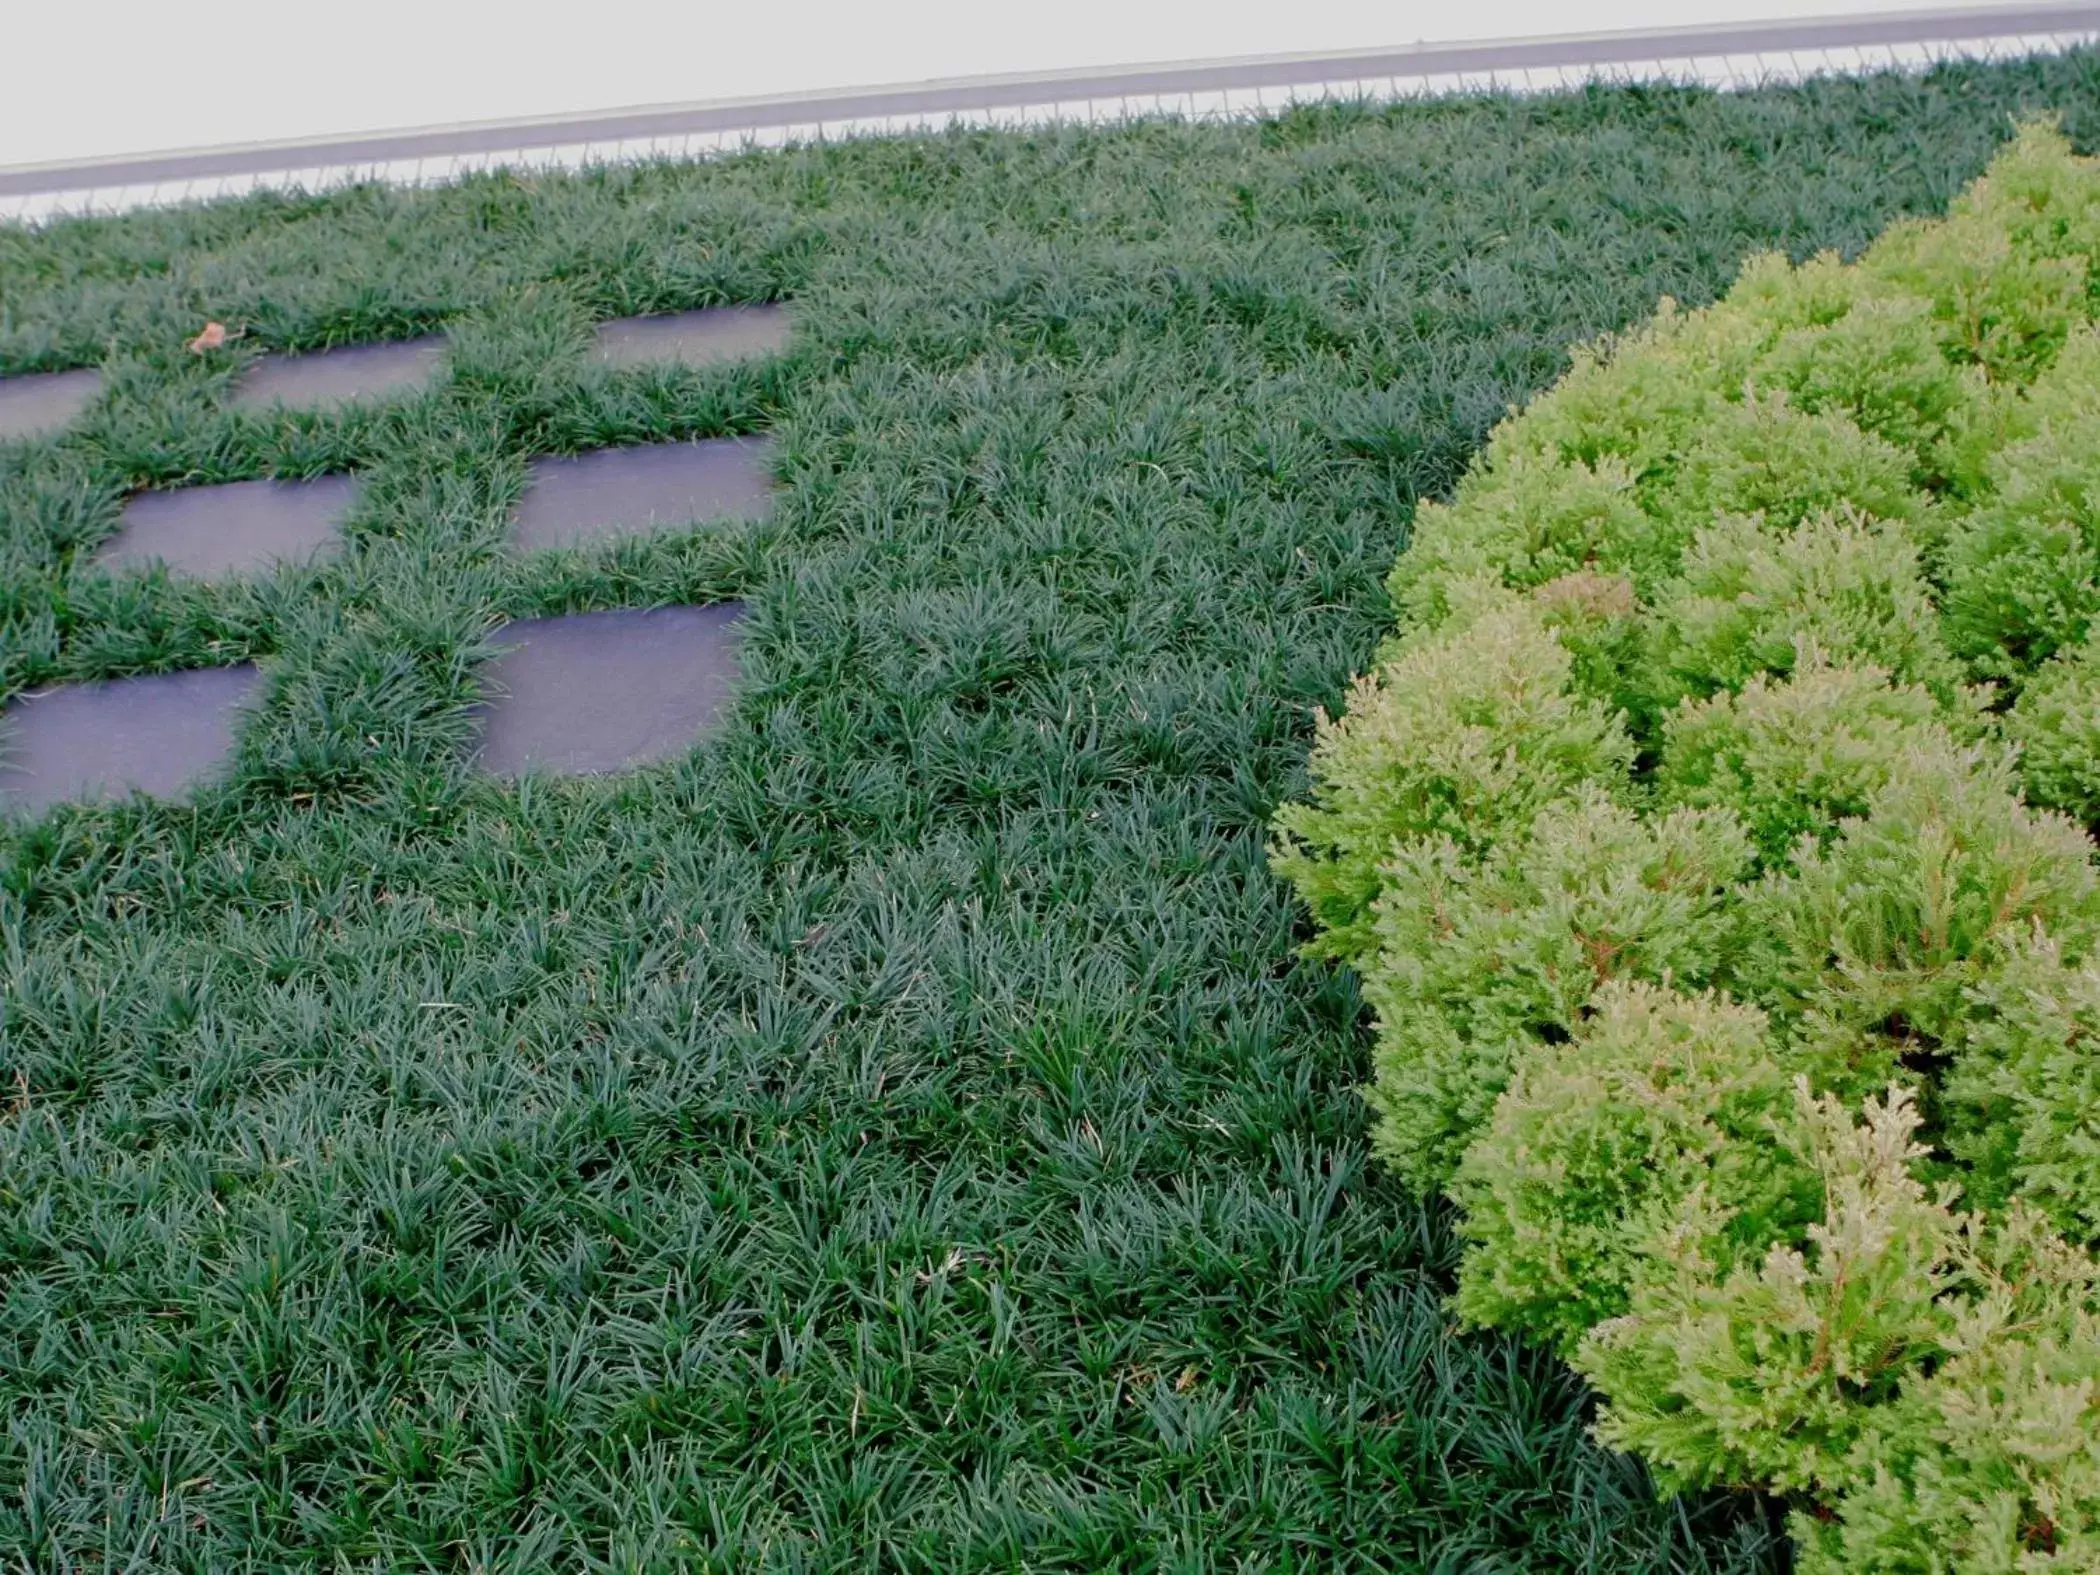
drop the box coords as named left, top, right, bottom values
left=1736, top=729, right=2100, bottom=1047
left=1861, top=121, right=2100, bottom=383
left=1528, top=568, right=1646, bottom=719
left=1643, top=509, right=1962, bottom=707
left=1944, top=119, right=2100, bottom=308
left=2007, top=632, right=2100, bottom=822
left=1383, top=451, right=1656, bottom=636
left=1576, top=1083, right=2100, bottom=1549
left=1575, top=1086, right=1966, bottom=1498
left=1645, top=388, right=1927, bottom=540
left=1943, top=930, right=2100, bottom=1240
left=2007, top=322, right=2100, bottom=433
left=1938, top=401, right=2100, bottom=680
left=1935, top=322, right=2100, bottom=500
left=1269, top=122, right=2100, bottom=1570
left=1797, top=1207, right=2100, bottom=1573
left=1751, top=293, right=1978, bottom=478
left=1450, top=983, right=1830, bottom=1356
left=1484, top=296, right=1764, bottom=480
left=1360, top=789, right=1751, bottom=1193
left=1271, top=594, right=1633, bottom=968
left=1655, top=656, right=1946, bottom=867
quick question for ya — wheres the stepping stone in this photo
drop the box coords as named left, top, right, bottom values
left=510, top=437, right=775, bottom=552
left=474, top=604, right=744, bottom=777
left=0, top=664, right=260, bottom=816
left=231, top=337, right=447, bottom=410
left=591, top=304, right=792, bottom=369
left=0, top=367, right=102, bottom=442
left=96, top=474, right=358, bottom=579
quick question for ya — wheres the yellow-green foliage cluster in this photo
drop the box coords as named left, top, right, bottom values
left=1272, top=125, right=2100, bottom=1569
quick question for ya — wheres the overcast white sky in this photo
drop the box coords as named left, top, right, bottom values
left=6, top=0, right=2012, bottom=169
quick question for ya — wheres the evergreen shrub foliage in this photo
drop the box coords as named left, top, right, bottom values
left=1272, top=124, right=2100, bottom=1568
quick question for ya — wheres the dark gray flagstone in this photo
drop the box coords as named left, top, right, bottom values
left=0, top=664, right=261, bottom=815
left=473, top=604, right=745, bottom=777
left=232, top=337, right=447, bottom=409
left=510, top=437, right=775, bottom=551
left=96, top=474, right=358, bottom=578
left=591, top=304, right=792, bottom=369
left=0, top=367, right=102, bottom=441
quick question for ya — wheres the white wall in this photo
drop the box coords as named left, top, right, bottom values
left=7, top=0, right=2007, bottom=169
